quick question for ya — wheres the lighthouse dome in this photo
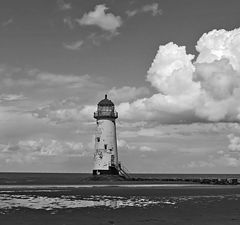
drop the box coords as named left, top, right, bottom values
left=98, top=95, right=114, bottom=107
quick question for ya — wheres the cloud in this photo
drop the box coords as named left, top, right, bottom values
left=185, top=154, right=240, bottom=169
left=117, top=139, right=155, bottom=152
left=118, top=121, right=147, bottom=129
left=126, top=3, right=162, bottom=17
left=147, top=42, right=198, bottom=96
left=117, top=27, right=240, bottom=123
left=29, top=26, right=240, bottom=126
left=186, top=160, right=215, bottom=168
left=196, top=29, right=240, bottom=70
left=194, top=59, right=239, bottom=100
left=32, top=98, right=95, bottom=123
left=63, top=40, right=84, bottom=50
left=57, top=0, right=71, bottom=11
left=119, top=122, right=240, bottom=139
left=210, top=133, right=240, bottom=167
left=0, top=139, right=87, bottom=163
left=87, top=32, right=118, bottom=46
left=62, top=4, right=122, bottom=46
left=0, top=66, right=99, bottom=99
left=118, top=139, right=136, bottom=150
left=77, top=4, right=122, bottom=33
left=142, top=3, right=162, bottom=16
left=0, top=94, right=26, bottom=102
left=228, top=134, right=240, bottom=152
left=108, top=86, right=149, bottom=103
left=211, top=152, right=240, bottom=168
left=1, top=18, right=13, bottom=27
left=139, top=145, right=155, bottom=152
left=115, top=42, right=201, bottom=122
left=215, top=155, right=240, bottom=167
left=187, top=132, right=240, bottom=169
left=126, top=10, right=138, bottom=17
left=0, top=66, right=92, bottom=88
left=0, top=65, right=103, bottom=125
left=36, top=72, right=90, bottom=85
left=0, top=66, right=103, bottom=126
left=63, top=16, right=75, bottom=29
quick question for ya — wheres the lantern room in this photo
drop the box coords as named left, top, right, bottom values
left=94, top=94, right=118, bottom=120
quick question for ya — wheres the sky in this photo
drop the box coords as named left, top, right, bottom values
left=0, top=0, right=240, bottom=173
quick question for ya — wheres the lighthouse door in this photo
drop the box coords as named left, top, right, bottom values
left=111, top=155, right=115, bottom=166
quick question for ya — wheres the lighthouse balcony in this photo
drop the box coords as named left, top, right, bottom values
left=94, top=111, right=118, bottom=119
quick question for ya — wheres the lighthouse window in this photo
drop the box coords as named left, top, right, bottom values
left=96, top=137, right=100, bottom=142
left=104, top=144, right=107, bottom=149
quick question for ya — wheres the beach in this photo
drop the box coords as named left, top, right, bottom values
left=0, top=184, right=240, bottom=225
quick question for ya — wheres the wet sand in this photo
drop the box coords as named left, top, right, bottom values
left=0, top=185, right=240, bottom=225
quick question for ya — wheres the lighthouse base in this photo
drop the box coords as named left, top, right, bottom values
left=93, top=166, right=119, bottom=175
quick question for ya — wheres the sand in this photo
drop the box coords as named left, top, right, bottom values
left=0, top=185, right=240, bottom=225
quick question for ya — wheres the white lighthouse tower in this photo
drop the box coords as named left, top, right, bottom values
left=93, top=95, right=119, bottom=175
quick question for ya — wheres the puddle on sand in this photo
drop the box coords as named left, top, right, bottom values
left=0, top=194, right=174, bottom=210
left=0, top=193, right=239, bottom=211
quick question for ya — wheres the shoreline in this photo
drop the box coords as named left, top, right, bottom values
left=0, top=183, right=221, bottom=189
left=1, top=173, right=240, bottom=186
left=0, top=183, right=239, bottom=193
left=0, top=177, right=239, bottom=186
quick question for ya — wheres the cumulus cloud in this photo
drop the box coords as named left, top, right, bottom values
left=63, top=40, right=83, bottom=50
left=28, top=27, right=240, bottom=125
left=147, top=42, right=199, bottom=96
left=126, top=3, right=162, bottom=17
left=77, top=4, right=122, bottom=33
left=194, top=59, right=239, bottom=100
left=7, top=27, right=240, bottom=128
left=117, top=27, right=240, bottom=123
left=196, top=29, right=240, bottom=69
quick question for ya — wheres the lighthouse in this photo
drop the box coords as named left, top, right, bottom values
left=93, top=95, right=119, bottom=175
